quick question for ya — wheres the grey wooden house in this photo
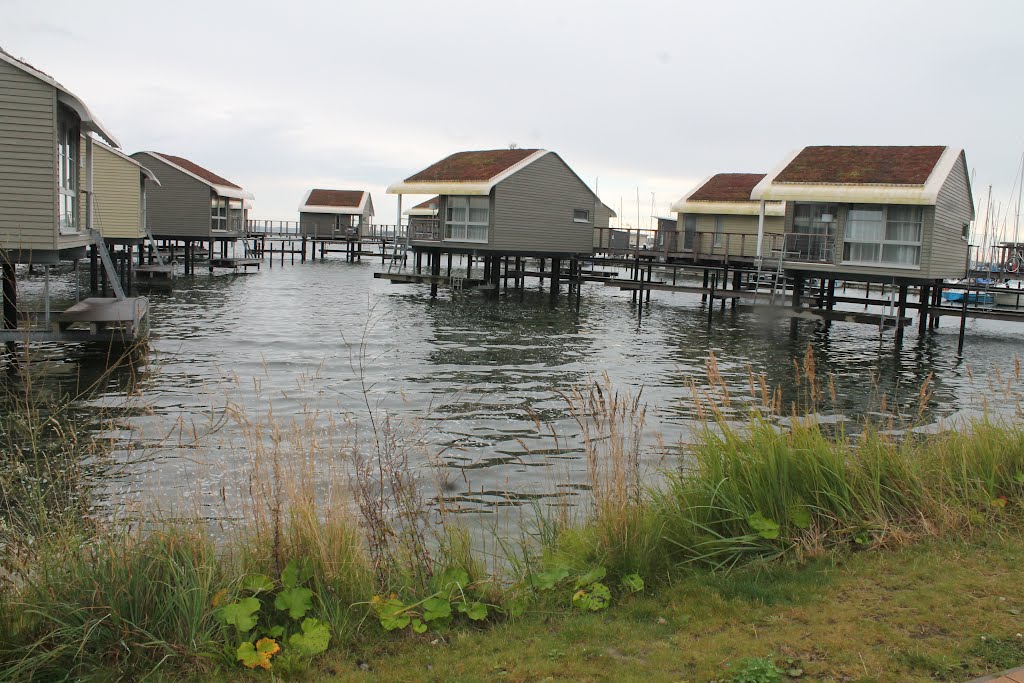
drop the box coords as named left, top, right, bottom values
left=0, top=47, right=120, bottom=264
left=669, top=173, right=785, bottom=261
left=387, top=148, right=613, bottom=255
left=298, top=189, right=374, bottom=239
left=751, top=145, right=974, bottom=281
left=130, top=152, right=253, bottom=241
left=0, top=47, right=148, bottom=341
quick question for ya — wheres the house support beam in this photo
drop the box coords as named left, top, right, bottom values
left=2, top=263, right=17, bottom=330
left=894, top=284, right=909, bottom=345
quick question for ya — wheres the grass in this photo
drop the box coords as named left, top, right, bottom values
left=0, top=348, right=1022, bottom=680
left=323, top=534, right=1024, bottom=682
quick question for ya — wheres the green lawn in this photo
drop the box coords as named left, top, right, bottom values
left=321, top=535, right=1024, bottom=683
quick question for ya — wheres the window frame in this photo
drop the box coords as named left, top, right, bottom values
left=443, top=195, right=489, bottom=244
left=841, top=204, right=923, bottom=269
left=211, top=196, right=228, bottom=232
left=573, top=208, right=591, bottom=223
left=57, top=112, right=79, bottom=234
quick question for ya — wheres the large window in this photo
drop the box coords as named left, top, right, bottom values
left=713, top=216, right=724, bottom=248
left=842, top=204, right=922, bottom=267
left=444, top=196, right=489, bottom=243
left=212, top=196, right=227, bottom=231
left=57, top=115, right=78, bottom=234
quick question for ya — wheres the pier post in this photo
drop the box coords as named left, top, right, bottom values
left=825, top=278, right=836, bottom=330
left=430, top=250, right=440, bottom=299
left=918, top=284, right=930, bottom=336
left=646, top=260, right=652, bottom=302
left=701, top=269, right=709, bottom=304
left=446, top=252, right=453, bottom=278
left=895, top=284, right=909, bottom=346
left=720, top=264, right=729, bottom=310
left=89, top=244, right=99, bottom=294
left=466, top=254, right=472, bottom=280
left=538, top=258, right=545, bottom=286
left=707, top=271, right=715, bottom=326
left=932, top=283, right=942, bottom=329
left=731, top=268, right=741, bottom=309
left=550, top=258, right=561, bottom=299
left=790, top=273, right=803, bottom=336
left=301, top=236, right=307, bottom=263
left=2, top=263, right=17, bottom=330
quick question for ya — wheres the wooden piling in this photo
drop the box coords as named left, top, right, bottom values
left=895, top=284, right=909, bottom=345
left=2, top=263, right=17, bottom=330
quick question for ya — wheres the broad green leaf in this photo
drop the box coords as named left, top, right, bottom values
left=572, top=582, right=611, bottom=611
left=221, top=597, right=261, bottom=632
left=456, top=600, right=488, bottom=621
left=411, top=618, right=427, bottom=633
left=433, top=567, right=470, bottom=594
left=501, top=596, right=529, bottom=617
left=422, top=596, right=452, bottom=622
left=1014, top=472, right=1024, bottom=484
left=575, top=566, right=607, bottom=588
left=621, top=574, right=645, bottom=593
left=748, top=512, right=780, bottom=540
left=274, top=586, right=314, bottom=620
left=237, top=637, right=280, bottom=670
left=240, top=573, right=276, bottom=594
left=787, top=504, right=812, bottom=530
left=289, top=618, right=331, bottom=656
left=267, top=625, right=285, bottom=638
left=528, top=566, right=569, bottom=591
left=281, top=559, right=313, bottom=589
left=376, top=598, right=411, bottom=631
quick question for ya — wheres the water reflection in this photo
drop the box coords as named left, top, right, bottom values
left=0, top=257, right=1020, bottom=521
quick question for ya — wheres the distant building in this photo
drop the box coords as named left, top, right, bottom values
left=298, top=189, right=374, bottom=239
left=404, top=196, right=439, bottom=237
left=387, top=148, right=613, bottom=256
left=131, top=152, right=253, bottom=241
left=751, top=145, right=974, bottom=280
left=669, top=173, right=785, bottom=261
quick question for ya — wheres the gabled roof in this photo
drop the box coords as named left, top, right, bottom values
left=404, top=196, right=439, bottom=217
left=0, top=46, right=119, bottom=147
left=671, top=173, right=784, bottom=216
left=298, top=189, right=371, bottom=215
left=387, top=149, right=549, bottom=195
left=94, top=139, right=161, bottom=186
left=774, top=146, right=946, bottom=185
left=140, top=152, right=253, bottom=200
left=752, top=145, right=965, bottom=206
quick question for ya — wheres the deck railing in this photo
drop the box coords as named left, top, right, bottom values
left=247, top=220, right=300, bottom=236
left=768, top=232, right=836, bottom=263
left=410, top=219, right=442, bottom=241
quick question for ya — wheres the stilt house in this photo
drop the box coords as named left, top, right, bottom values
left=298, top=189, right=374, bottom=239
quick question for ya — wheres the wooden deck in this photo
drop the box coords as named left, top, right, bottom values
left=0, top=297, right=149, bottom=343
left=209, top=257, right=261, bottom=272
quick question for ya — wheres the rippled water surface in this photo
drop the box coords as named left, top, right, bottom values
left=3, top=255, right=1022, bottom=519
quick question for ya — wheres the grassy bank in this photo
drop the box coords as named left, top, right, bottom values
left=0, top=357, right=1022, bottom=680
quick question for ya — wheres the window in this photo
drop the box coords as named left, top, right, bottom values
left=57, top=114, right=78, bottom=234
left=573, top=209, right=591, bottom=223
left=444, top=196, right=489, bottom=243
left=683, top=215, right=696, bottom=250
left=842, top=204, right=922, bottom=267
left=713, top=216, right=724, bottom=248
left=211, top=196, right=227, bottom=231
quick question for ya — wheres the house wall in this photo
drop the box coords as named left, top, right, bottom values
left=300, top=211, right=348, bottom=237
left=676, top=213, right=785, bottom=257
left=928, top=152, right=972, bottom=278
left=0, top=58, right=57, bottom=252
left=92, top=143, right=143, bottom=241
left=783, top=200, right=945, bottom=280
left=132, top=152, right=210, bottom=238
left=489, top=152, right=597, bottom=254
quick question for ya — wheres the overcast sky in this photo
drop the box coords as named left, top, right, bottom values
left=3, top=0, right=1023, bottom=232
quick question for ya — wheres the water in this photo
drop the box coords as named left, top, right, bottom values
left=2, top=256, right=1022, bottom=520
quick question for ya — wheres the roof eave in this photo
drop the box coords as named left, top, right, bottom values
left=389, top=149, right=551, bottom=195
left=674, top=200, right=786, bottom=216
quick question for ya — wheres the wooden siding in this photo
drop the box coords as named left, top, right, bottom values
left=489, top=153, right=597, bottom=254
left=671, top=214, right=784, bottom=257
left=300, top=211, right=348, bottom=237
left=0, top=58, right=56, bottom=251
left=929, top=153, right=972, bottom=278
left=92, top=143, right=143, bottom=240
left=132, top=152, right=210, bottom=238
